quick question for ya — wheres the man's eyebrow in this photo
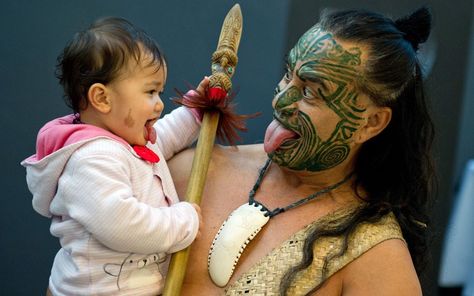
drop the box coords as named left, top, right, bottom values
left=297, top=70, right=330, bottom=90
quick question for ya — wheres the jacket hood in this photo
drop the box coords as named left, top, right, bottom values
left=21, top=114, right=128, bottom=217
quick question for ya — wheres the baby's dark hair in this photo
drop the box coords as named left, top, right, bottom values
left=56, top=17, right=166, bottom=113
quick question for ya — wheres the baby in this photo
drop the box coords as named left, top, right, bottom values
left=21, top=17, right=205, bottom=295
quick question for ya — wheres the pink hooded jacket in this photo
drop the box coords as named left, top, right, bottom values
left=21, top=107, right=200, bottom=295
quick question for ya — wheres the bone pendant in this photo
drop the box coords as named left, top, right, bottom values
left=208, top=203, right=270, bottom=287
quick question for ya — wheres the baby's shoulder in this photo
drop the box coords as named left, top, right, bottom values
left=70, top=138, right=131, bottom=161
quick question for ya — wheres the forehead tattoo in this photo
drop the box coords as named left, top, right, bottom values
left=273, top=26, right=367, bottom=171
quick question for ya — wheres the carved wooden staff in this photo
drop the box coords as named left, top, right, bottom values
left=162, top=4, right=243, bottom=295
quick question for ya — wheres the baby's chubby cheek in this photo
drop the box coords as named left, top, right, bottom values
left=124, top=109, right=135, bottom=128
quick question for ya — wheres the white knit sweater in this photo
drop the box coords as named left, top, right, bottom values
left=22, top=107, right=200, bottom=295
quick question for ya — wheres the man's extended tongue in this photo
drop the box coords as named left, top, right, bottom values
left=264, top=120, right=297, bottom=153
left=145, top=124, right=157, bottom=144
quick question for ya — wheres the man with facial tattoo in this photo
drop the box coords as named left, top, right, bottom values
left=169, top=7, right=435, bottom=295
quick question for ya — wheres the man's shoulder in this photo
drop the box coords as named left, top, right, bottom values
left=169, top=144, right=266, bottom=167
left=212, top=144, right=266, bottom=166
left=168, top=144, right=267, bottom=183
left=168, top=144, right=267, bottom=198
left=340, top=238, right=422, bottom=295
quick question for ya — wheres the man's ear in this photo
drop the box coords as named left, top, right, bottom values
left=87, top=83, right=111, bottom=114
left=355, top=107, right=392, bottom=144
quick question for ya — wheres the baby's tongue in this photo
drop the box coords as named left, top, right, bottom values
left=145, top=122, right=157, bottom=144
left=264, top=120, right=297, bottom=153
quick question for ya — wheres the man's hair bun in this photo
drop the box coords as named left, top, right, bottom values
left=395, top=7, right=432, bottom=51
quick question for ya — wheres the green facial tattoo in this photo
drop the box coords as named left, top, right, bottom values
left=271, top=26, right=366, bottom=172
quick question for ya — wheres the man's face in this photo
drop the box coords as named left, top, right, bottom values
left=264, top=26, right=369, bottom=172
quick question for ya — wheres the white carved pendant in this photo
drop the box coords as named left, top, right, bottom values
left=208, top=202, right=270, bottom=287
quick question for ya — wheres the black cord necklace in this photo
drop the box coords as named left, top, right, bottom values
left=249, top=158, right=354, bottom=218
left=207, top=158, right=354, bottom=287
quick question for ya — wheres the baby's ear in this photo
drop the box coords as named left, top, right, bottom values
left=88, top=83, right=111, bottom=114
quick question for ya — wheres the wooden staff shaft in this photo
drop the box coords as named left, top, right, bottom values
left=162, top=111, right=220, bottom=296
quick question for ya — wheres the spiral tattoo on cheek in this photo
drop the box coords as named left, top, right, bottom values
left=306, top=120, right=351, bottom=170
left=272, top=112, right=351, bottom=171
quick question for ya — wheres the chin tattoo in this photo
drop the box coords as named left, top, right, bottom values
left=271, top=26, right=367, bottom=172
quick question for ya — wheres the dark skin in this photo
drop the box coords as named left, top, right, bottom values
left=168, top=28, right=420, bottom=295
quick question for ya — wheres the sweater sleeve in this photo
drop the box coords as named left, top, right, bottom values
left=56, top=147, right=199, bottom=254
left=154, top=107, right=200, bottom=160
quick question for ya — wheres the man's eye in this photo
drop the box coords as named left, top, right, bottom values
left=284, top=72, right=291, bottom=81
left=303, top=87, right=313, bottom=98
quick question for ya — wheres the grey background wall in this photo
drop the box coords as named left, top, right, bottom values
left=1, top=1, right=472, bottom=295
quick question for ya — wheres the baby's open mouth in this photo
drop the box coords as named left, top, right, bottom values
left=144, top=118, right=157, bottom=144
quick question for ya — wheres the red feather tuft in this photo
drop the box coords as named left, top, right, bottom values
left=173, top=87, right=260, bottom=146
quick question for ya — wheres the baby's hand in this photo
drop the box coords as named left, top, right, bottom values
left=191, top=203, right=203, bottom=240
left=196, top=76, right=210, bottom=96
left=181, top=76, right=210, bottom=122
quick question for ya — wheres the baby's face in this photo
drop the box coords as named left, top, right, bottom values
left=105, top=55, right=166, bottom=146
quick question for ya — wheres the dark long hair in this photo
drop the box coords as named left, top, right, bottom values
left=281, top=7, right=435, bottom=294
